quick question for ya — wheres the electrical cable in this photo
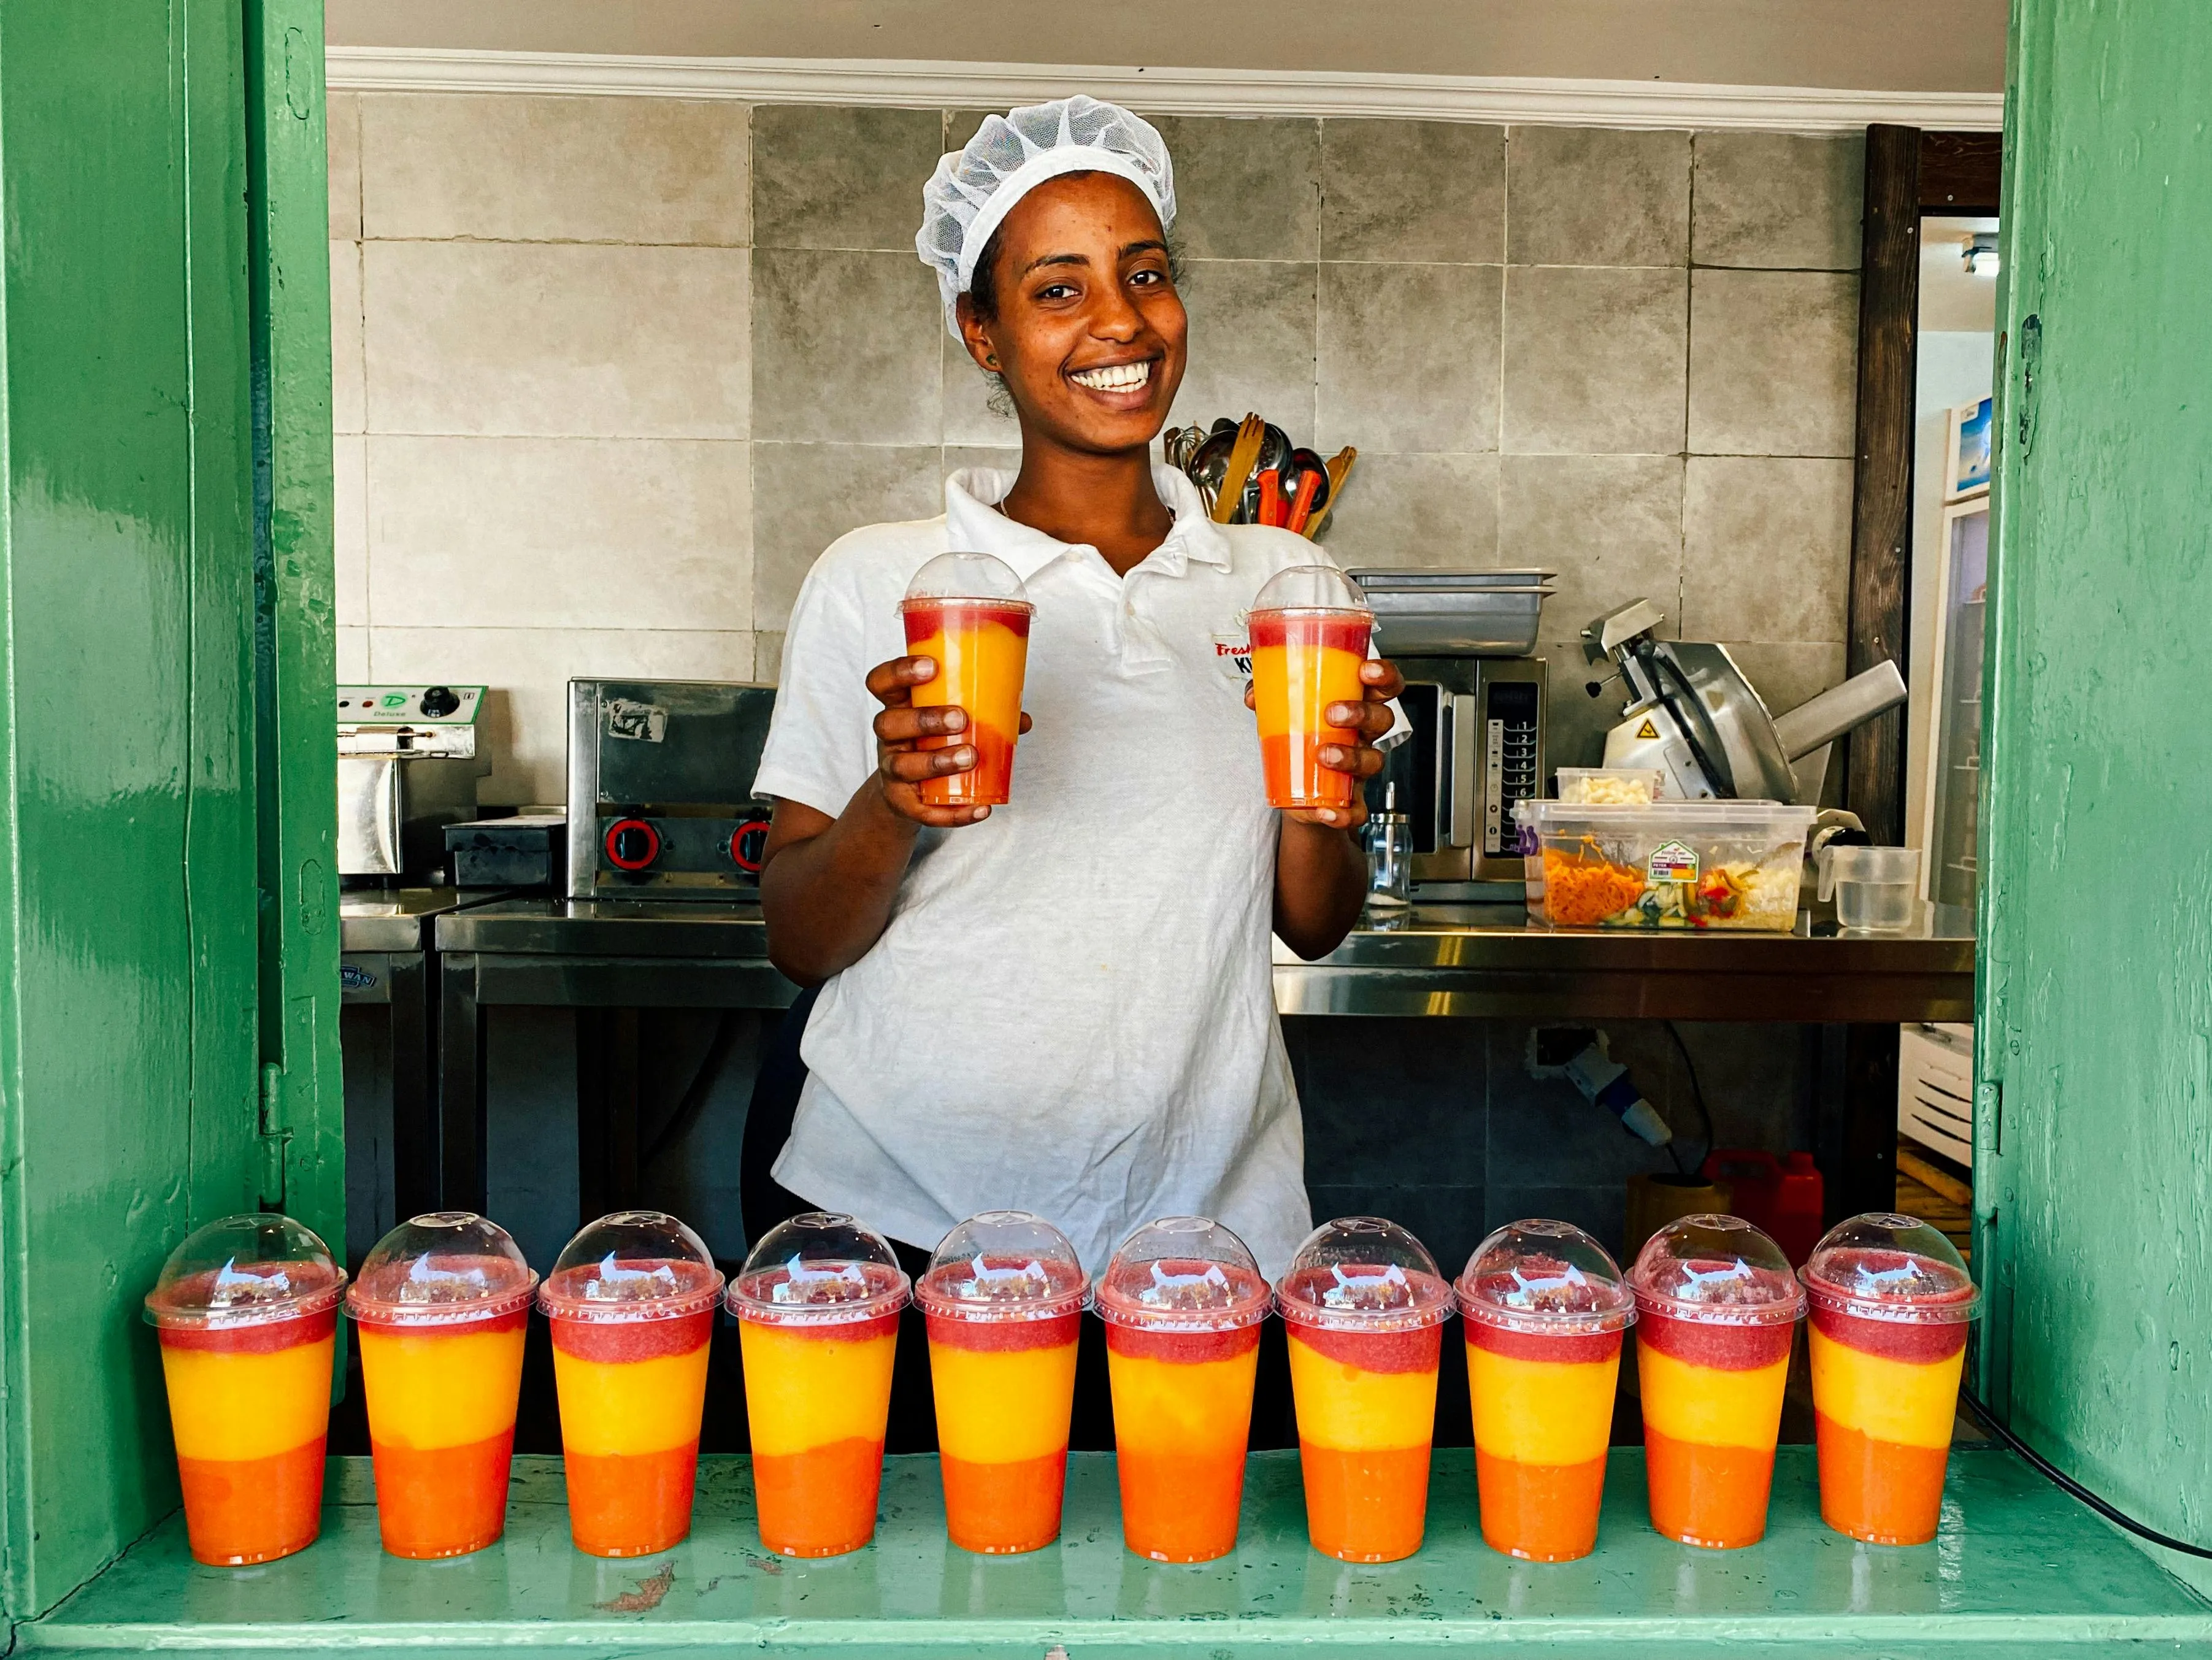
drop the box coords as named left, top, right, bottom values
left=1664, top=1021, right=1717, bottom=1173
left=1959, top=1389, right=2212, bottom=1559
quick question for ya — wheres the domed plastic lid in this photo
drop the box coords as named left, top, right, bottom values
left=1275, top=1216, right=1453, bottom=1332
left=726, top=1211, right=910, bottom=1328
left=915, top=1210, right=1088, bottom=1322
left=345, top=1212, right=537, bottom=1328
left=539, top=1209, right=725, bottom=1324
left=144, top=1213, right=346, bottom=1331
left=1455, top=1218, right=1635, bottom=1336
left=1800, top=1212, right=1980, bottom=1324
left=1250, top=563, right=1370, bottom=616
left=1627, top=1213, right=1805, bottom=1326
left=1095, top=1216, right=1271, bottom=1332
left=901, top=550, right=1031, bottom=608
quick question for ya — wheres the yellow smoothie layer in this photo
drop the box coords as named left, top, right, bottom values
left=161, top=1337, right=334, bottom=1461
left=1467, top=1347, right=1617, bottom=1466
left=358, top=1324, right=526, bottom=1451
left=1286, top=1339, right=1436, bottom=1453
left=553, top=1345, right=712, bottom=1458
left=1108, top=1348, right=1260, bottom=1456
left=1637, top=1345, right=1788, bottom=1449
left=1807, top=1326, right=1962, bottom=1449
left=929, top=1339, right=1078, bottom=1464
left=737, top=1323, right=896, bottom=1457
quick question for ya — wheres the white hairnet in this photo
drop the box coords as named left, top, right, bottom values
left=917, top=95, right=1176, bottom=336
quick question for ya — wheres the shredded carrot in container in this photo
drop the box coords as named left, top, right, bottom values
left=1543, top=844, right=1646, bottom=927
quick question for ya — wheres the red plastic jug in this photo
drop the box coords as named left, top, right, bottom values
left=1700, top=1148, right=1825, bottom=1267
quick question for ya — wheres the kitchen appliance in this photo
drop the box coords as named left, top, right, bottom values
left=1899, top=1020, right=1974, bottom=1166
left=1581, top=599, right=1908, bottom=804
left=445, top=814, right=565, bottom=890
left=337, top=685, right=490, bottom=880
left=566, top=678, right=777, bottom=901
left=1919, top=491, right=1988, bottom=907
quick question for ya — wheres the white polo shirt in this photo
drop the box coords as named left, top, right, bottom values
left=753, top=464, right=1349, bottom=1280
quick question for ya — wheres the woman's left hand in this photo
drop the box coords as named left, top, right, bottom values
left=1243, top=658, right=1403, bottom=831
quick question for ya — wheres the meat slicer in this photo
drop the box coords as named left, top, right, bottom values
left=1582, top=599, right=1907, bottom=805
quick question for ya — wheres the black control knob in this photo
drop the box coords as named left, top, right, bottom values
left=604, top=818, right=661, bottom=872
left=419, top=685, right=461, bottom=718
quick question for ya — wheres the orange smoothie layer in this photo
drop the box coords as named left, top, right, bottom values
left=1248, top=609, right=1370, bottom=809
left=1808, top=1312, right=1965, bottom=1545
left=358, top=1309, right=527, bottom=1559
left=739, top=1312, right=899, bottom=1557
left=175, top=1439, right=326, bottom=1566
left=371, top=1430, right=515, bottom=1558
left=566, top=1442, right=701, bottom=1557
left=753, top=1436, right=885, bottom=1558
left=1464, top=1323, right=1621, bottom=1561
left=1107, top=1323, right=1262, bottom=1562
left=927, top=1310, right=1080, bottom=1553
left=1286, top=1321, right=1439, bottom=1562
left=904, top=600, right=1031, bottom=807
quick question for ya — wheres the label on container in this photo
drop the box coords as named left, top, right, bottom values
left=1647, top=840, right=1699, bottom=883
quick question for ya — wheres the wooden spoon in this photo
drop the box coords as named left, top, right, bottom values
left=1210, top=413, right=1266, bottom=525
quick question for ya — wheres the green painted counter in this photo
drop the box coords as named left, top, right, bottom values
left=23, top=1450, right=2208, bottom=1656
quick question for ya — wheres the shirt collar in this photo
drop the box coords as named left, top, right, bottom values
left=942, top=464, right=1234, bottom=580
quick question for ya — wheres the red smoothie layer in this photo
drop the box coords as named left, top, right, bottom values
left=1285, top=1318, right=1443, bottom=1374
left=550, top=1307, right=714, bottom=1363
left=1104, top=1321, right=1262, bottom=1364
left=901, top=599, right=1033, bottom=639
left=1463, top=1320, right=1622, bottom=1364
left=1248, top=609, right=1370, bottom=655
left=158, top=1304, right=336, bottom=1355
left=1636, top=1307, right=1794, bottom=1370
left=924, top=1308, right=1081, bottom=1353
left=1809, top=1301, right=1970, bottom=1362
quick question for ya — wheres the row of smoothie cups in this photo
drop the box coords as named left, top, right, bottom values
left=145, top=1201, right=1976, bottom=1570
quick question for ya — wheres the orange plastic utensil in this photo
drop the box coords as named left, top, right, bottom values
left=1258, top=467, right=1283, bottom=527
left=1285, top=469, right=1323, bottom=534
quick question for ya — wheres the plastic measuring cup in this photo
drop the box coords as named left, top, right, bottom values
left=144, top=1213, right=347, bottom=1566
left=901, top=551, right=1034, bottom=807
left=1276, top=1216, right=1454, bottom=1562
left=1800, top=1213, right=1979, bottom=1545
left=347, top=1212, right=537, bottom=1558
left=916, top=1210, right=1089, bottom=1554
left=1247, top=564, right=1373, bottom=812
left=1818, top=844, right=1922, bottom=931
left=727, top=1212, right=909, bottom=1557
left=1096, top=1216, right=1273, bottom=1562
left=540, top=1209, right=725, bottom=1557
left=1455, top=1220, right=1635, bottom=1561
left=1626, top=1214, right=1805, bottom=1548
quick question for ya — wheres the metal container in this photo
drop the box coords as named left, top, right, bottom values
left=1346, top=568, right=1554, bottom=657
left=337, top=685, right=490, bottom=880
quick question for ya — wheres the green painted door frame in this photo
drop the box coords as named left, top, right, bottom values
left=1978, top=0, right=2212, bottom=1594
left=0, top=0, right=339, bottom=1626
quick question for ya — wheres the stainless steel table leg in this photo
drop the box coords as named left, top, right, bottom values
left=386, top=950, right=437, bottom=1221
left=439, top=950, right=486, bottom=1212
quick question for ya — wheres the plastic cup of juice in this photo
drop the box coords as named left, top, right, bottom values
left=1096, top=1216, right=1273, bottom=1562
left=144, top=1213, right=347, bottom=1566
left=347, top=1212, right=537, bottom=1559
left=1800, top=1213, right=1979, bottom=1545
left=1626, top=1213, right=1805, bottom=1549
left=1246, top=564, right=1373, bottom=812
left=1455, top=1219, right=1635, bottom=1561
left=900, top=550, right=1034, bottom=808
left=1276, top=1216, right=1454, bottom=1562
left=727, top=1211, right=909, bottom=1557
left=540, top=1209, right=726, bottom=1557
left=916, top=1210, right=1089, bottom=1554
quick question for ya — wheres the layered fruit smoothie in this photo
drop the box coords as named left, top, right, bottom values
left=1456, top=1220, right=1635, bottom=1562
left=901, top=598, right=1033, bottom=807
left=348, top=1213, right=538, bottom=1560
left=1802, top=1219, right=1979, bottom=1545
left=144, top=1214, right=347, bottom=1567
left=1627, top=1215, right=1803, bottom=1551
left=729, top=1212, right=910, bottom=1559
left=1097, top=1220, right=1273, bottom=1564
left=1247, top=609, right=1371, bottom=811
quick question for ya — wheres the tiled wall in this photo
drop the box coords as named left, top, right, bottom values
left=331, top=93, right=1864, bottom=803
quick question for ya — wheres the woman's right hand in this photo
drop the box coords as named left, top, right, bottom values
left=867, top=655, right=1028, bottom=826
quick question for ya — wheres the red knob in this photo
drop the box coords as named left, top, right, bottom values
left=604, top=818, right=661, bottom=871
left=729, top=818, right=770, bottom=874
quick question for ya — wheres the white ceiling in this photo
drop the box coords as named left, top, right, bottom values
left=325, top=0, right=2007, bottom=93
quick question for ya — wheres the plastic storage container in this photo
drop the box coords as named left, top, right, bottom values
left=1515, top=800, right=1818, bottom=931
left=1818, top=843, right=1921, bottom=931
left=1555, top=767, right=1665, bottom=805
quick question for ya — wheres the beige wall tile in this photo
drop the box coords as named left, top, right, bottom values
left=941, top=331, right=1018, bottom=447
left=330, top=240, right=366, bottom=435
left=753, top=629, right=786, bottom=683
left=1692, top=133, right=1865, bottom=271
left=1311, top=451, right=1497, bottom=569
left=752, top=248, right=941, bottom=444
left=361, top=94, right=750, bottom=245
left=1500, top=455, right=1683, bottom=637
left=751, top=442, right=943, bottom=632
left=364, top=240, right=750, bottom=438
left=1682, top=455, right=1853, bottom=642
left=1319, top=120, right=1505, bottom=264
left=334, top=434, right=369, bottom=624
left=366, top=436, right=750, bottom=631
left=336, top=624, right=369, bottom=682
left=327, top=92, right=361, bottom=240
left=366, top=624, right=757, bottom=805
left=1503, top=266, right=1688, bottom=454
left=753, top=106, right=943, bottom=252
left=1688, top=269, right=1859, bottom=456
left=1318, top=263, right=1502, bottom=454
left=1508, top=128, right=1691, bottom=267
left=1148, top=115, right=1320, bottom=261
left=1167, top=260, right=1318, bottom=438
